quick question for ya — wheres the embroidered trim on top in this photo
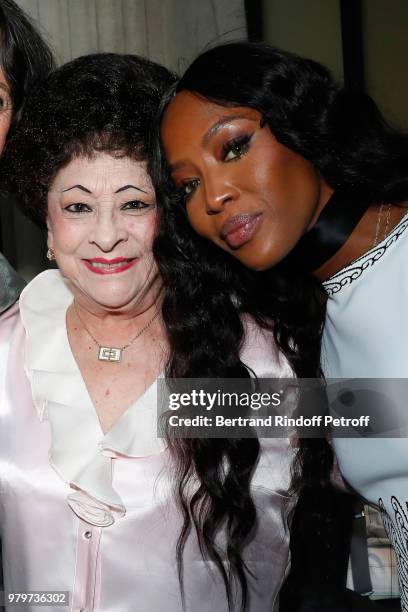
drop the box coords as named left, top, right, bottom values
left=324, top=214, right=408, bottom=296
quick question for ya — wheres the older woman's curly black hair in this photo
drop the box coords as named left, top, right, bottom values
left=1, top=52, right=175, bottom=226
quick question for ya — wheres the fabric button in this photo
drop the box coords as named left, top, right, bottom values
left=83, top=530, right=92, bottom=539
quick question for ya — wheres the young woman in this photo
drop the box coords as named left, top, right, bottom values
left=158, top=41, right=408, bottom=610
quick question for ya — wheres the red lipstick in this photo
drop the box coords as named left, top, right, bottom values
left=83, top=257, right=138, bottom=275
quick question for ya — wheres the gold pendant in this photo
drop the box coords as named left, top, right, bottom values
left=98, top=346, right=122, bottom=362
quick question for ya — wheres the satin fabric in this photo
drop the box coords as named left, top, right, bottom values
left=0, top=270, right=294, bottom=612
left=288, top=188, right=371, bottom=271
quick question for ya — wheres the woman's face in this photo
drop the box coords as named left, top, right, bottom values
left=47, top=153, right=160, bottom=313
left=0, top=65, right=13, bottom=153
left=161, top=91, right=333, bottom=271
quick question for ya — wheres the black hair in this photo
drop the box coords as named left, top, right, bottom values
left=158, top=43, right=408, bottom=606
left=152, top=204, right=326, bottom=610
left=153, top=42, right=408, bottom=598
left=150, top=42, right=337, bottom=612
left=174, top=41, right=408, bottom=202
left=0, top=0, right=55, bottom=131
left=1, top=52, right=176, bottom=226
left=168, top=42, right=408, bottom=508
left=152, top=39, right=408, bottom=608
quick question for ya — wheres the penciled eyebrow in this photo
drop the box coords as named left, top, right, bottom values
left=61, top=184, right=148, bottom=194
left=115, top=184, right=148, bottom=194
left=62, top=185, right=92, bottom=193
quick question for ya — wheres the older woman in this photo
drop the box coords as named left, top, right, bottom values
left=0, top=0, right=54, bottom=312
left=158, top=42, right=408, bottom=609
left=0, top=52, right=296, bottom=612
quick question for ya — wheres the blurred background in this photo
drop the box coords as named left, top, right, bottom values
left=2, top=0, right=407, bottom=281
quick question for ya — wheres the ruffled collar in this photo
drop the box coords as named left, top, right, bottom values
left=19, top=270, right=165, bottom=527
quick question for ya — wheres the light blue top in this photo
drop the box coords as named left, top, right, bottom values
left=322, top=212, right=408, bottom=608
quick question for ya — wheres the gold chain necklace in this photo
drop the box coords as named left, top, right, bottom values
left=73, top=302, right=160, bottom=362
left=373, top=203, right=392, bottom=247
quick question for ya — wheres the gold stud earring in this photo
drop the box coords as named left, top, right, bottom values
left=46, top=248, right=55, bottom=261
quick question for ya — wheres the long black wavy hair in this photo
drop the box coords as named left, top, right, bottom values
left=151, top=46, right=331, bottom=612
left=153, top=204, right=326, bottom=610
left=152, top=41, right=408, bottom=608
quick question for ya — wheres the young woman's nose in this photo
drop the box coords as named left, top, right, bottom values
left=203, top=170, right=239, bottom=214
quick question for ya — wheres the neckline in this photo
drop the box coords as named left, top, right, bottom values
left=323, top=210, right=408, bottom=293
left=65, top=305, right=161, bottom=437
left=19, top=270, right=166, bottom=526
left=22, top=269, right=163, bottom=439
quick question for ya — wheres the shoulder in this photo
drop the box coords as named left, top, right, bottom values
left=0, top=301, right=26, bottom=402
left=0, top=269, right=71, bottom=365
left=240, top=315, right=293, bottom=378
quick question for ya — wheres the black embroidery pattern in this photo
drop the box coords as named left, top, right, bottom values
left=379, top=496, right=408, bottom=611
left=324, top=216, right=408, bottom=296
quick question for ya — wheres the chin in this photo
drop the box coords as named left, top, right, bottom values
left=251, top=264, right=271, bottom=272
left=243, top=241, right=296, bottom=272
left=85, top=290, right=136, bottom=311
left=237, top=253, right=276, bottom=272
left=230, top=236, right=280, bottom=271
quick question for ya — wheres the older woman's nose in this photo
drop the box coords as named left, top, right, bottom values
left=88, top=210, right=127, bottom=251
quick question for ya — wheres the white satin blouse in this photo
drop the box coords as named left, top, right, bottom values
left=0, top=270, right=294, bottom=612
